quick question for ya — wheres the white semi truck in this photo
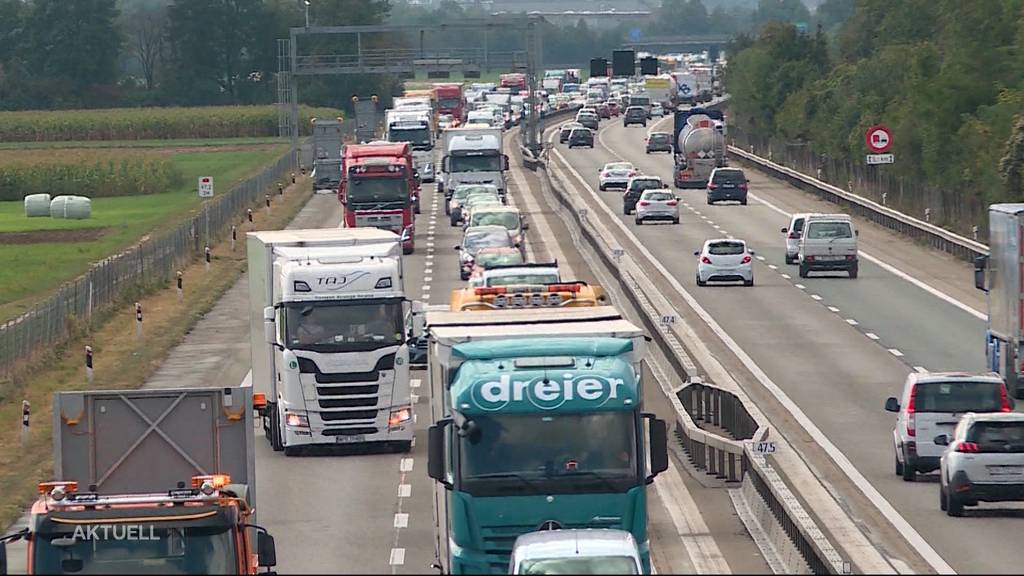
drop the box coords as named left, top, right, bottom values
left=976, top=204, right=1024, bottom=397
left=439, top=125, right=508, bottom=203
left=248, top=228, right=420, bottom=455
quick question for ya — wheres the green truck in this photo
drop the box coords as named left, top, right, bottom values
left=425, top=307, right=669, bottom=574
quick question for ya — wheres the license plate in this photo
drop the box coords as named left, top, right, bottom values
left=819, top=256, right=845, bottom=261
left=988, top=465, right=1024, bottom=476
left=335, top=434, right=365, bottom=444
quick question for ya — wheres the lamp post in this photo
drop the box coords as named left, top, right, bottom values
left=304, top=0, right=310, bottom=28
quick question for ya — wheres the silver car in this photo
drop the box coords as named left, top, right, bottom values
left=634, top=189, right=679, bottom=225
left=937, top=412, right=1024, bottom=516
left=695, top=239, right=754, bottom=286
left=599, top=162, right=637, bottom=191
left=456, top=225, right=515, bottom=280
left=508, top=529, right=643, bottom=574
left=780, top=213, right=812, bottom=265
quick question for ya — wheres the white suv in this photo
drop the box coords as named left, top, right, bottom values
left=780, top=213, right=812, bottom=265
left=885, top=372, right=1011, bottom=482
left=797, top=214, right=858, bottom=278
left=937, top=412, right=1024, bottom=516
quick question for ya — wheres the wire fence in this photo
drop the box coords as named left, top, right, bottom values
left=0, top=150, right=298, bottom=385
left=727, top=127, right=988, bottom=240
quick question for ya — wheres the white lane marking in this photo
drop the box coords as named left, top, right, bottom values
left=846, top=318, right=859, bottom=326
left=654, top=461, right=731, bottom=574
left=400, top=458, right=414, bottom=472
left=394, top=513, right=409, bottom=528
left=421, top=284, right=430, bottom=292
left=389, top=548, right=406, bottom=566
left=810, top=294, right=822, bottom=301
left=410, top=378, right=421, bottom=389
left=694, top=210, right=702, bottom=216
left=426, top=255, right=434, bottom=261
left=508, top=141, right=577, bottom=278
left=866, top=333, right=880, bottom=340
left=411, top=393, right=420, bottom=403
left=550, top=144, right=955, bottom=574
left=426, top=241, right=435, bottom=248
left=768, top=264, right=778, bottom=270
left=827, top=306, right=840, bottom=313
left=794, top=283, right=806, bottom=290
left=749, top=191, right=985, bottom=320
left=398, top=484, right=411, bottom=498
left=755, top=255, right=766, bottom=261
left=781, top=273, right=791, bottom=279
left=424, top=275, right=433, bottom=282
left=889, top=348, right=905, bottom=357
left=914, top=366, right=928, bottom=373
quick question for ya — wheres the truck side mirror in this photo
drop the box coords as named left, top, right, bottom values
left=975, top=255, right=988, bottom=292
left=644, top=413, right=669, bottom=481
left=263, top=306, right=276, bottom=345
left=257, top=532, right=277, bottom=568
left=442, top=156, right=450, bottom=172
left=428, top=420, right=452, bottom=487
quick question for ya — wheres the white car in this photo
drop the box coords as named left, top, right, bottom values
left=470, top=263, right=560, bottom=288
left=780, top=213, right=812, bottom=265
left=598, top=162, right=637, bottom=191
left=508, top=529, right=643, bottom=575
left=885, top=372, right=1010, bottom=482
left=798, top=214, right=859, bottom=279
left=937, top=412, right=1024, bottom=516
left=695, top=239, right=754, bottom=286
left=650, top=103, right=664, bottom=117
left=634, top=189, right=679, bottom=225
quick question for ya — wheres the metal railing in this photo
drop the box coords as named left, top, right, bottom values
left=295, top=49, right=528, bottom=74
left=0, top=151, right=297, bottom=387
left=676, top=382, right=758, bottom=483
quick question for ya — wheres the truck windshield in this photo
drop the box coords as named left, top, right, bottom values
left=389, top=127, right=431, bottom=147
left=438, top=97, right=461, bottom=109
left=348, top=176, right=408, bottom=204
left=451, top=154, right=502, bottom=173
left=284, top=299, right=404, bottom=353
left=33, top=525, right=235, bottom=575
left=458, top=412, right=639, bottom=496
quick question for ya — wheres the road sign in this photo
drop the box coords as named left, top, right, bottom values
left=866, top=154, right=895, bottom=165
left=629, top=28, right=642, bottom=42
left=865, top=125, right=892, bottom=153
left=198, top=176, right=214, bottom=198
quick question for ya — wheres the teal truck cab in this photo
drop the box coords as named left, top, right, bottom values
left=425, top=307, right=669, bottom=574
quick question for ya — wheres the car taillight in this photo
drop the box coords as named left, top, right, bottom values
left=741, top=255, right=751, bottom=264
left=806, top=255, right=815, bottom=262
left=739, top=183, right=748, bottom=189
left=1000, top=383, right=1012, bottom=412
left=708, top=184, right=717, bottom=189
left=638, top=201, right=650, bottom=207
left=955, top=441, right=979, bottom=453
left=701, top=256, right=712, bottom=264
left=601, top=172, right=609, bottom=178
left=906, top=384, right=917, bottom=437
left=666, top=200, right=678, bottom=206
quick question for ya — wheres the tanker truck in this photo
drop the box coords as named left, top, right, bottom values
left=672, top=108, right=726, bottom=189
left=975, top=204, right=1024, bottom=397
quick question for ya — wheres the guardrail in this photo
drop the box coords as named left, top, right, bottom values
left=677, top=381, right=757, bottom=483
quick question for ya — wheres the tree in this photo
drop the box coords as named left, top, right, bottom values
left=814, top=0, right=853, bottom=33
left=124, top=1, right=168, bottom=90
left=1000, top=116, right=1024, bottom=201
left=752, top=0, right=812, bottom=30
left=25, top=0, right=122, bottom=92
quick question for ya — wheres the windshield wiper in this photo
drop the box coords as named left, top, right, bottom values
left=469, top=472, right=543, bottom=494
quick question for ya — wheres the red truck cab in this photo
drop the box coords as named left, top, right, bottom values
left=499, top=73, right=527, bottom=92
left=339, top=142, right=417, bottom=254
left=432, top=83, right=465, bottom=124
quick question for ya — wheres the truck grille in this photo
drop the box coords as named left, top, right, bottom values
left=316, top=384, right=379, bottom=397
left=318, top=397, right=378, bottom=409
left=322, top=427, right=377, bottom=436
left=298, top=355, right=395, bottom=384
left=320, top=410, right=378, bottom=421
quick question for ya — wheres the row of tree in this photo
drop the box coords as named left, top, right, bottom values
left=724, top=0, right=1024, bottom=210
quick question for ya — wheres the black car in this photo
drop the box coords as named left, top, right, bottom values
left=622, top=176, right=664, bottom=214
left=567, top=128, right=594, bottom=149
left=706, top=167, right=749, bottom=205
left=623, top=106, right=647, bottom=127
left=577, top=113, right=599, bottom=131
left=646, top=132, right=673, bottom=153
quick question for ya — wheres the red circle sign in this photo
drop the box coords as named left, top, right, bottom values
left=865, top=125, right=892, bottom=153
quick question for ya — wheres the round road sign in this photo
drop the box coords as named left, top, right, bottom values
left=865, top=125, right=892, bottom=153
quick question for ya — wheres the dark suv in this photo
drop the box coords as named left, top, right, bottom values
left=623, top=106, right=647, bottom=127
left=707, top=167, right=749, bottom=205
left=576, top=113, right=599, bottom=131
left=623, top=176, right=664, bottom=214
left=645, top=132, right=672, bottom=153
left=567, top=128, right=594, bottom=149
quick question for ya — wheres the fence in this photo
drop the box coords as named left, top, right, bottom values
left=0, top=150, right=298, bottom=386
left=728, top=126, right=988, bottom=239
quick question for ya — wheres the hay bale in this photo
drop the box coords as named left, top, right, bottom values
left=24, top=194, right=51, bottom=217
left=50, top=195, right=91, bottom=219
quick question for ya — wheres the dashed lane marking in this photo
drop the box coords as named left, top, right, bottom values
left=781, top=273, right=791, bottom=279
left=768, top=264, right=777, bottom=270
left=810, top=294, right=822, bottom=301
left=389, top=548, right=406, bottom=566
left=845, top=318, right=859, bottom=326
left=866, top=332, right=880, bottom=340
left=398, top=484, right=411, bottom=498
left=400, top=458, right=414, bottom=472
left=914, top=366, right=928, bottom=373
left=827, top=306, right=840, bottom=313
left=889, top=349, right=904, bottom=357
left=394, top=513, right=409, bottom=529
left=410, top=379, right=421, bottom=389
left=794, top=283, right=806, bottom=290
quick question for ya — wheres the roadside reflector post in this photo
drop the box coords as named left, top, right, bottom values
left=924, top=208, right=931, bottom=223
left=881, top=192, right=888, bottom=206
left=265, top=193, right=272, bottom=216
left=135, top=302, right=143, bottom=339
left=247, top=208, right=254, bottom=224
left=85, top=345, right=94, bottom=384
left=21, top=400, right=29, bottom=449
left=973, top=225, right=979, bottom=241
left=300, top=166, right=306, bottom=176
left=278, top=182, right=284, bottom=196
left=176, top=270, right=184, bottom=302
left=291, top=172, right=296, bottom=184
left=205, top=246, right=211, bottom=272
left=231, top=226, right=237, bottom=251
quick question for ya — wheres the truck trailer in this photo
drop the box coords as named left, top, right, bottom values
left=672, top=108, right=726, bottom=189
left=0, top=386, right=276, bottom=575
left=976, top=204, right=1024, bottom=397
left=311, top=118, right=343, bottom=194
left=425, top=306, right=669, bottom=574
left=248, top=228, right=419, bottom=455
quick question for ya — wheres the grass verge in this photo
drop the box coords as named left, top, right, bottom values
left=0, top=175, right=314, bottom=531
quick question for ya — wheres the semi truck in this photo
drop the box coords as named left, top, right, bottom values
left=425, top=306, right=669, bottom=574
left=339, top=142, right=418, bottom=250
left=499, top=73, right=527, bottom=92
left=385, top=109, right=434, bottom=152
left=433, top=83, right=466, bottom=124
left=439, top=126, right=508, bottom=203
left=975, top=204, right=1024, bottom=397
left=671, top=71, right=698, bottom=107
left=0, top=386, right=276, bottom=575
left=643, top=74, right=674, bottom=111
left=248, top=228, right=419, bottom=455
left=311, top=117, right=344, bottom=193
left=672, top=108, right=726, bottom=189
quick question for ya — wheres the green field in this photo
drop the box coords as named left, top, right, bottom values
left=0, top=137, right=287, bottom=150
left=0, top=145, right=287, bottom=321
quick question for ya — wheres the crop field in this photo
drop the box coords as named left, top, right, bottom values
left=0, top=143, right=288, bottom=320
left=0, top=105, right=341, bottom=142
left=0, top=149, right=183, bottom=201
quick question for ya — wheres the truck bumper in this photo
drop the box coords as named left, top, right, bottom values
left=281, top=404, right=414, bottom=448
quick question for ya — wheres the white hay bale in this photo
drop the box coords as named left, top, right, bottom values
left=24, top=194, right=52, bottom=217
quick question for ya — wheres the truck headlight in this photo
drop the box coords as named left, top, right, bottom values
left=389, top=408, right=412, bottom=427
left=285, top=412, right=309, bottom=428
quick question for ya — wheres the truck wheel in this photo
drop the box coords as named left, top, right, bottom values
left=269, top=408, right=284, bottom=452
left=902, top=458, right=916, bottom=482
left=798, top=263, right=809, bottom=278
left=849, top=264, right=859, bottom=279
left=415, top=200, right=421, bottom=214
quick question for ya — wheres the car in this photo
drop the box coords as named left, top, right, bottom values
left=780, top=213, right=813, bottom=265
left=607, top=101, right=621, bottom=116
left=567, top=127, right=594, bottom=148
left=508, top=529, right=644, bottom=575
left=623, top=106, right=647, bottom=127
left=448, top=183, right=501, bottom=221
left=418, top=161, right=435, bottom=183
left=937, top=412, right=1024, bottom=516
left=438, top=114, right=456, bottom=131
left=576, top=112, right=599, bottom=131
left=645, top=132, right=673, bottom=154
left=598, top=162, right=637, bottom=191
left=464, top=205, right=528, bottom=258
left=466, top=247, right=525, bottom=286
left=797, top=214, right=859, bottom=279
left=695, top=239, right=754, bottom=287
left=706, top=167, right=749, bottom=205
left=651, top=103, right=664, bottom=117
left=456, top=225, right=516, bottom=280
left=596, top=102, right=610, bottom=118
left=559, top=121, right=583, bottom=143
left=885, top=372, right=1011, bottom=482
left=635, top=189, right=680, bottom=225
left=458, top=193, right=504, bottom=227
left=622, top=175, right=664, bottom=215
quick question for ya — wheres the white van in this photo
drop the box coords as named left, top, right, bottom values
left=797, top=214, right=858, bottom=279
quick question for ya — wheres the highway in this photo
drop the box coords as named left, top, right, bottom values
left=546, top=111, right=1016, bottom=574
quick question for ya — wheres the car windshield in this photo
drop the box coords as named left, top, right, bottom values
left=471, top=211, right=520, bottom=230
left=643, top=191, right=674, bottom=202
left=464, top=230, right=511, bottom=253
left=966, top=421, right=1024, bottom=453
left=486, top=274, right=560, bottom=287
left=519, top=556, right=639, bottom=575
left=707, top=242, right=746, bottom=256
left=451, top=154, right=502, bottom=172
left=283, top=300, right=404, bottom=353
left=348, top=176, right=407, bottom=204
left=630, top=179, right=662, bottom=192
left=459, top=412, right=639, bottom=495
left=913, top=381, right=1003, bottom=413
left=570, top=129, right=591, bottom=138
left=33, top=524, right=236, bottom=575
left=806, top=221, right=853, bottom=240
left=713, top=170, right=746, bottom=184
left=476, top=252, right=524, bottom=268
left=606, top=163, right=632, bottom=171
